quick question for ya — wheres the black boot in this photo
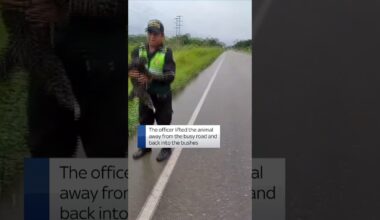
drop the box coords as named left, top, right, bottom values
left=133, top=148, right=152, bottom=159
left=156, top=148, right=172, bottom=162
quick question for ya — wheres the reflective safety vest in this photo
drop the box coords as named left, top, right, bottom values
left=138, top=44, right=167, bottom=75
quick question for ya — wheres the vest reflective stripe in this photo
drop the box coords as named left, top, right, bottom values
left=139, top=46, right=166, bottom=75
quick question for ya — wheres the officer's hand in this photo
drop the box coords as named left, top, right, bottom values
left=25, top=0, right=60, bottom=28
left=137, top=75, right=151, bottom=85
left=0, top=0, right=29, bottom=10
left=128, top=70, right=140, bottom=79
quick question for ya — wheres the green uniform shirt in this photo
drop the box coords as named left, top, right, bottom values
left=131, top=44, right=176, bottom=95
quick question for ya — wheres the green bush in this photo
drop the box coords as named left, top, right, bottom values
left=231, top=39, right=252, bottom=53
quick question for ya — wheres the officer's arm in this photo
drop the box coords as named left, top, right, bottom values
left=66, top=0, right=126, bottom=18
left=149, top=48, right=175, bottom=83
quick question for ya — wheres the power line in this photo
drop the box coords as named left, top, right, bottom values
left=174, top=16, right=183, bottom=47
left=174, top=15, right=183, bottom=36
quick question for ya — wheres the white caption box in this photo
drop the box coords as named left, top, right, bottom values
left=143, top=125, right=220, bottom=148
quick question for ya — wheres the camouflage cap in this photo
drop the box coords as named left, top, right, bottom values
left=146, top=19, right=164, bottom=34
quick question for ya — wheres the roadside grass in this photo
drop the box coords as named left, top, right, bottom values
left=0, top=15, right=29, bottom=195
left=0, top=72, right=28, bottom=195
left=171, top=46, right=223, bottom=93
left=128, top=44, right=224, bottom=136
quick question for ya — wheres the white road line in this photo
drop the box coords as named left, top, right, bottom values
left=136, top=53, right=226, bottom=220
left=188, top=54, right=226, bottom=125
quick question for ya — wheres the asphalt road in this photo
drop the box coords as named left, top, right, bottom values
left=253, top=0, right=380, bottom=219
left=129, top=51, right=252, bottom=220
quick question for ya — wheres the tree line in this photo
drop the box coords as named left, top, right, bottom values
left=128, top=34, right=225, bottom=48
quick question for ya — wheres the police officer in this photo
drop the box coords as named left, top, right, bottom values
left=2, top=0, right=128, bottom=157
left=129, top=19, right=175, bottom=162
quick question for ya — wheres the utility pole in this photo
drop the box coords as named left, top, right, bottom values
left=175, top=15, right=183, bottom=47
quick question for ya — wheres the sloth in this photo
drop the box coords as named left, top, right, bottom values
left=128, top=57, right=155, bottom=111
left=0, top=1, right=76, bottom=111
left=0, top=0, right=125, bottom=111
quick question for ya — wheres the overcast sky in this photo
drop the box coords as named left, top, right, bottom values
left=128, top=0, right=252, bottom=46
